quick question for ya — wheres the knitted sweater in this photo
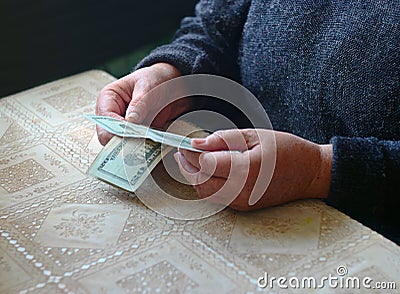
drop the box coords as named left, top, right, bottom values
left=136, top=0, right=400, bottom=243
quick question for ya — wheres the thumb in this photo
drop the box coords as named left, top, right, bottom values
left=125, top=81, right=151, bottom=124
left=192, top=129, right=252, bottom=151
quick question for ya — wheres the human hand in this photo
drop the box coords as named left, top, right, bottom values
left=174, top=129, right=332, bottom=211
left=96, top=63, right=186, bottom=145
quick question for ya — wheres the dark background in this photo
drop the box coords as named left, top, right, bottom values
left=0, top=0, right=198, bottom=97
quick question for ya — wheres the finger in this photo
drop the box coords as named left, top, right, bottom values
left=194, top=171, right=263, bottom=211
left=177, top=149, right=201, bottom=170
left=96, top=125, right=114, bottom=146
left=95, top=76, right=137, bottom=145
left=192, top=129, right=259, bottom=151
left=174, top=152, right=198, bottom=173
left=174, top=152, right=212, bottom=186
left=228, top=183, right=277, bottom=211
left=193, top=175, right=248, bottom=207
left=180, top=149, right=249, bottom=178
left=96, top=88, right=128, bottom=118
left=172, top=154, right=230, bottom=203
left=193, top=177, right=226, bottom=200
left=179, top=149, right=220, bottom=177
left=175, top=151, right=256, bottom=207
left=125, top=78, right=155, bottom=123
left=94, top=110, right=124, bottom=146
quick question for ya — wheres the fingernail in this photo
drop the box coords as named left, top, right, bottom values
left=127, top=111, right=140, bottom=122
left=192, top=138, right=206, bottom=145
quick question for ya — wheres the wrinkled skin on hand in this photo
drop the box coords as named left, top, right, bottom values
left=96, top=63, right=187, bottom=145
left=175, top=129, right=332, bottom=211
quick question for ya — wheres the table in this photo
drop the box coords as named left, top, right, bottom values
left=0, top=70, right=399, bottom=293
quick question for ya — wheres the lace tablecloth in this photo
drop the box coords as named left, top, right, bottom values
left=0, top=70, right=399, bottom=293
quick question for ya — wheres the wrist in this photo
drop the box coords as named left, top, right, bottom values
left=150, top=62, right=182, bottom=78
left=307, top=144, right=333, bottom=198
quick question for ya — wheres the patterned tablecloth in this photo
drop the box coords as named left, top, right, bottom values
left=0, top=70, right=399, bottom=293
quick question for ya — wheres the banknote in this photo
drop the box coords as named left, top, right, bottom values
left=88, top=136, right=171, bottom=192
left=87, top=119, right=208, bottom=192
left=85, top=114, right=202, bottom=152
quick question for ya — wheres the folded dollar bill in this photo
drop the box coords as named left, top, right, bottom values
left=85, top=114, right=202, bottom=152
left=87, top=136, right=168, bottom=192
left=87, top=117, right=208, bottom=192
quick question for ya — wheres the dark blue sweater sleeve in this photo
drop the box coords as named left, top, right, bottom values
left=135, top=0, right=250, bottom=79
left=327, top=137, right=400, bottom=241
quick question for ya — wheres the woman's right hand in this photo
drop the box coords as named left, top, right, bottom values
left=96, top=62, right=183, bottom=145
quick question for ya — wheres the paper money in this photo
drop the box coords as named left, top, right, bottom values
left=85, top=114, right=202, bottom=152
left=88, top=136, right=170, bottom=192
left=87, top=118, right=208, bottom=192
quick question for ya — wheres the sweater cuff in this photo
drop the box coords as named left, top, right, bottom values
left=326, top=136, right=386, bottom=221
left=135, top=44, right=214, bottom=75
